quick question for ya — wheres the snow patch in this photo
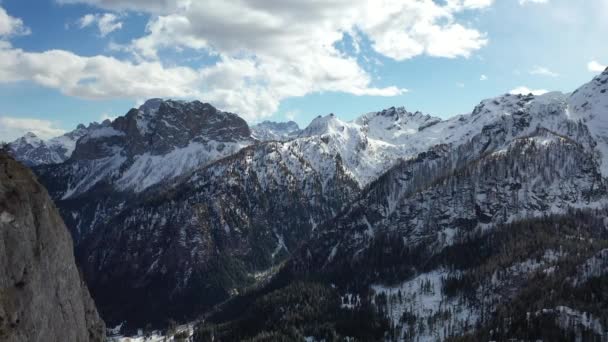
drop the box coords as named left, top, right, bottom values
left=372, top=270, right=479, bottom=341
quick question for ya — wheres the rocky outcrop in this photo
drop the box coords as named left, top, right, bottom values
left=0, top=152, right=105, bottom=342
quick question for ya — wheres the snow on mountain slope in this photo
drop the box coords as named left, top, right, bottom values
left=296, top=93, right=606, bottom=275
left=35, top=89, right=591, bottom=198
left=290, top=92, right=589, bottom=188
left=355, top=107, right=441, bottom=144
left=33, top=70, right=608, bottom=333
left=568, top=67, right=608, bottom=175
left=8, top=123, right=101, bottom=166
left=38, top=99, right=256, bottom=199
left=76, top=140, right=359, bottom=327
left=116, top=140, right=249, bottom=192
left=371, top=269, right=479, bottom=341
left=251, top=120, right=301, bottom=141
left=292, top=111, right=439, bottom=186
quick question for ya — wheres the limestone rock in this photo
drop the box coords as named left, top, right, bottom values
left=0, top=152, right=105, bottom=342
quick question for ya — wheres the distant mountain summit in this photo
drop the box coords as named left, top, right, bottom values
left=7, top=122, right=106, bottom=166
left=251, top=120, right=301, bottom=141
left=38, top=99, right=255, bottom=198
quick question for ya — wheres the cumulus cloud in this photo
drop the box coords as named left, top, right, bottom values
left=78, top=13, right=123, bottom=36
left=447, top=0, right=495, bottom=10
left=518, top=0, right=549, bottom=5
left=509, top=86, right=548, bottom=96
left=3, top=1, right=492, bottom=120
left=103, top=0, right=489, bottom=118
left=588, top=60, right=607, bottom=73
left=480, top=74, right=487, bottom=81
left=57, top=0, right=188, bottom=13
left=0, top=116, right=66, bottom=141
left=529, top=66, right=559, bottom=77
left=0, top=7, right=30, bottom=37
left=0, top=43, right=202, bottom=99
left=125, top=1, right=489, bottom=61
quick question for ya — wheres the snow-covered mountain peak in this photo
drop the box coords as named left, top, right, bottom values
left=464, top=92, right=573, bottom=138
left=363, top=106, right=428, bottom=121
left=124, top=99, right=252, bottom=142
left=569, top=71, right=608, bottom=117
left=20, top=132, right=44, bottom=146
left=251, top=120, right=301, bottom=141
left=138, top=98, right=163, bottom=115
left=254, top=120, right=300, bottom=132
left=133, top=98, right=163, bottom=134
left=52, top=98, right=256, bottom=197
left=567, top=70, right=608, bottom=175
left=300, top=113, right=355, bottom=137
left=8, top=124, right=101, bottom=166
left=356, top=107, right=442, bottom=143
left=472, top=93, right=534, bottom=117
left=24, top=131, right=38, bottom=138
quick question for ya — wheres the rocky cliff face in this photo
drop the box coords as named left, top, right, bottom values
left=0, top=152, right=105, bottom=342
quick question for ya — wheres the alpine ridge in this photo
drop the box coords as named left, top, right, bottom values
left=10, top=68, right=608, bottom=339
left=251, top=120, right=302, bottom=141
left=7, top=122, right=106, bottom=166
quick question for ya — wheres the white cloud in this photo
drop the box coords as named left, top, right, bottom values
left=451, top=0, right=495, bottom=10
left=100, top=113, right=118, bottom=122
left=5, top=1, right=492, bottom=120
left=115, top=0, right=489, bottom=118
left=57, top=0, right=188, bottom=13
left=78, top=13, right=123, bottom=36
left=480, top=74, right=487, bottom=81
left=0, top=116, right=66, bottom=141
left=0, top=42, right=400, bottom=121
left=0, top=43, right=202, bottom=99
left=529, top=66, right=559, bottom=77
left=509, top=86, right=548, bottom=96
left=123, top=1, right=490, bottom=61
left=518, top=0, right=549, bottom=5
left=284, top=110, right=298, bottom=121
left=456, top=82, right=465, bottom=88
left=78, top=14, right=96, bottom=28
left=588, top=60, right=607, bottom=73
left=0, top=7, right=30, bottom=37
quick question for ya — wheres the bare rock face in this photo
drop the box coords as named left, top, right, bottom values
left=0, top=152, right=105, bottom=342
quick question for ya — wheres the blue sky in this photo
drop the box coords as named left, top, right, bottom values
left=0, top=0, right=607, bottom=141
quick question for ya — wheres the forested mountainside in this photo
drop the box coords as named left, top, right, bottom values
left=199, top=210, right=608, bottom=341
left=10, top=68, right=608, bottom=338
left=75, top=141, right=360, bottom=327
left=0, top=152, right=105, bottom=342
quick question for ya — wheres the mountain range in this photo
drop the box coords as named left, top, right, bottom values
left=7, top=68, right=608, bottom=340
